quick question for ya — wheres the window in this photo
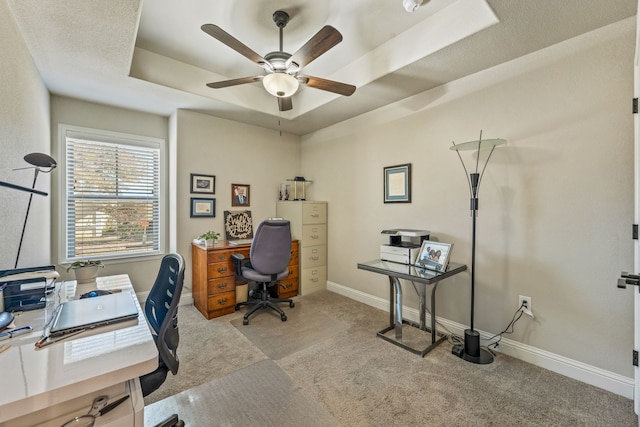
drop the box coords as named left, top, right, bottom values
left=62, top=126, right=163, bottom=261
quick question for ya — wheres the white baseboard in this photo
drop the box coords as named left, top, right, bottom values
left=327, top=280, right=634, bottom=399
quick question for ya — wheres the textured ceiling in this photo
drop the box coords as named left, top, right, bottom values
left=6, top=0, right=637, bottom=136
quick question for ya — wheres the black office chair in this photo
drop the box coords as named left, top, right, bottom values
left=140, top=253, right=185, bottom=427
left=232, top=219, right=295, bottom=325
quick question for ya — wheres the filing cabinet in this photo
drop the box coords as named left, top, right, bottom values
left=277, top=201, right=327, bottom=295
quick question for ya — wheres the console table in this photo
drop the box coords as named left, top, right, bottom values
left=357, top=260, right=467, bottom=356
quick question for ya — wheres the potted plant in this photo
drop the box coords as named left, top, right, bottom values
left=66, top=260, right=104, bottom=285
left=196, top=230, right=220, bottom=247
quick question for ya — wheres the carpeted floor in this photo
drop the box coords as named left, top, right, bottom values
left=144, top=290, right=637, bottom=426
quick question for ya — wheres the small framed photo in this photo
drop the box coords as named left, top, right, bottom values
left=190, top=197, right=215, bottom=218
left=384, top=164, right=411, bottom=203
left=232, top=184, right=250, bottom=206
left=415, top=240, right=453, bottom=272
left=190, top=174, right=215, bottom=194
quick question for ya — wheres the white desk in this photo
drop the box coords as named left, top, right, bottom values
left=0, top=275, right=157, bottom=426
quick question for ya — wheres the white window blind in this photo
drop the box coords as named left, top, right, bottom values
left=65, top=133, right=161, bottom=260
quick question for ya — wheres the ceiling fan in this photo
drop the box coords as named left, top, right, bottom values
left=201, top=10, right=356, bottom=112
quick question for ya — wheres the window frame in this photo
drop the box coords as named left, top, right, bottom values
left=58, top=124, right=166, bottom=264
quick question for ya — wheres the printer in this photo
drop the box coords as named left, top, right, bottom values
left=380, top=229, right=430, bottom=264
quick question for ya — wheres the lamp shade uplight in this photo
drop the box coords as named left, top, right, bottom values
left=263, top=73, right=299, bottom=97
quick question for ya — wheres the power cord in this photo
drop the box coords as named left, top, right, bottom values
left=483, top=302, right=526, bottom=350
left=407, top=282, right=528, bottom=351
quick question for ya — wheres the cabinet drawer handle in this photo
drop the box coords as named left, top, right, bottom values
left=310, top=234, right=319, bottom=239
left=217, top=298, right=228, bottom=305
left=285, top=284, right=292, bottom=289
left=217, top=283, right=228, bottom=290
left=311, top=277, right=319, bottom=282
left=217, top=267, right=228, bottom=274
left=310, top=256, right=319, bottom=261
left=216, top=255, right=225, bottom=260
left=311, top=213, right=319, bottom=217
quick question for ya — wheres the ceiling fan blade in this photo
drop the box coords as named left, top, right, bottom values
left=286, top=26, right=342, bottom=70
left=201, top=24, right=270, bottom=68
left=278, top=96, right=293, bottom=111
left=206, top=76, right=263, bottom=89
left=298, top=75, right=356, bottom=96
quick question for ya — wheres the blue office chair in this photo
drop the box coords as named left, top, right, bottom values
left=140, top=253, right=185, bottom=427
left=232, top=219, right=295, bottom=325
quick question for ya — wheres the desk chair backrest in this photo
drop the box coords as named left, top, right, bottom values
left=145, top=253, right=185, bottom=376
left=249, top=219, right=292, bottom=276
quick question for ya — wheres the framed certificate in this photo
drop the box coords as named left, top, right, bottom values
left=384, top=164, right=411, bottom=203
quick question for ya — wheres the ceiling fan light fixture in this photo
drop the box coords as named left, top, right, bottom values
left=263, top=72, right=299, bottom=97
left=403, top=0, right=424, bottom=12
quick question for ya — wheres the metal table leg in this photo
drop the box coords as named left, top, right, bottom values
left=392, top=276, right=402, bottom=340
left=377, top=278, right=447, bottom=357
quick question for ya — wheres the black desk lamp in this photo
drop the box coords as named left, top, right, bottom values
left=450, top=132, right=505, bottom=365
left=0, top=153, right=57, bottom=268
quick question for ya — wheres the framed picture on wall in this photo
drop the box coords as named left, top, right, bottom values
left=224, top=210, right=253, bottom=240
left=232, top=183, right=250, bottom=206
left=190, top=174, right=215, bottom=194
left=384, top=163, right=411, bottom=203
left=190, top=197, right=215, bottom=218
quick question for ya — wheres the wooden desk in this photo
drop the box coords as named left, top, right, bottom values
left=0, top=275, right=157, bottom=426
left=192, top=240, right=299, bottom=320
left=357, top=260, right=467, bottom=357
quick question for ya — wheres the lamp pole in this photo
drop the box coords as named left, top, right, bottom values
left=9, top=153, right=57, bottom=268
left=450, top=133, right=505, bottom=365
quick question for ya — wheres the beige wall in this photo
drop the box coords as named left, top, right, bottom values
left=174, top=110, right=300, bottom=291
left=301, top=19, right=635, bottom=376
left=0, top=1, right=51, bottom=271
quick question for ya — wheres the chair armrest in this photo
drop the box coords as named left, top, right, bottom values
left=231, top=253, right=248, bottom=279
left=231, top=253, right=245, bottom=261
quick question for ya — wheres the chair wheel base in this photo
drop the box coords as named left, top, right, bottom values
left=281, top=313, right=287, bottom=321
left=243, top=318, right=249, bottom=325
left=290, top=301, right=295, bottom=308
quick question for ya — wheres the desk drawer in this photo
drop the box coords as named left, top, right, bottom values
left=300, top=245, right=326, bottom=268
left=301, top=224, right=327, bottom=246
left=207, top=290, right=236, bottom=310
left=207, top=248, right=249, bottom=263
left=289, top=249, right=299, bottom=266
left=285, top=264, right=299, bottom=280
left=279, top=278, right=298, bottom=292
left=207, top=261, right=235, bottom=278
left=277, top=277, right=299, bottom=298
left=208, top=277, right=236, bottom=295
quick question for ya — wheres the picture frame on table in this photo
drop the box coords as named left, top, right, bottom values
left=414, top=240, right=453, bottom=272
left=384, top=163, right=411, bottom=203
left=190, top=197, right=215, bottom=218
left=190, top=174, right=215, bottom=194
left=232, top=183, right=250, bottom=206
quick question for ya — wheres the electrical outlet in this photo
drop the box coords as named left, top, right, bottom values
left=519, top=295, right=533, bottom=317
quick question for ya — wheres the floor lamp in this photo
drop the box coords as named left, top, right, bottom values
left=0, top=153, right=57, bottom=268
left=450, top=132, right=505, bottom=365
